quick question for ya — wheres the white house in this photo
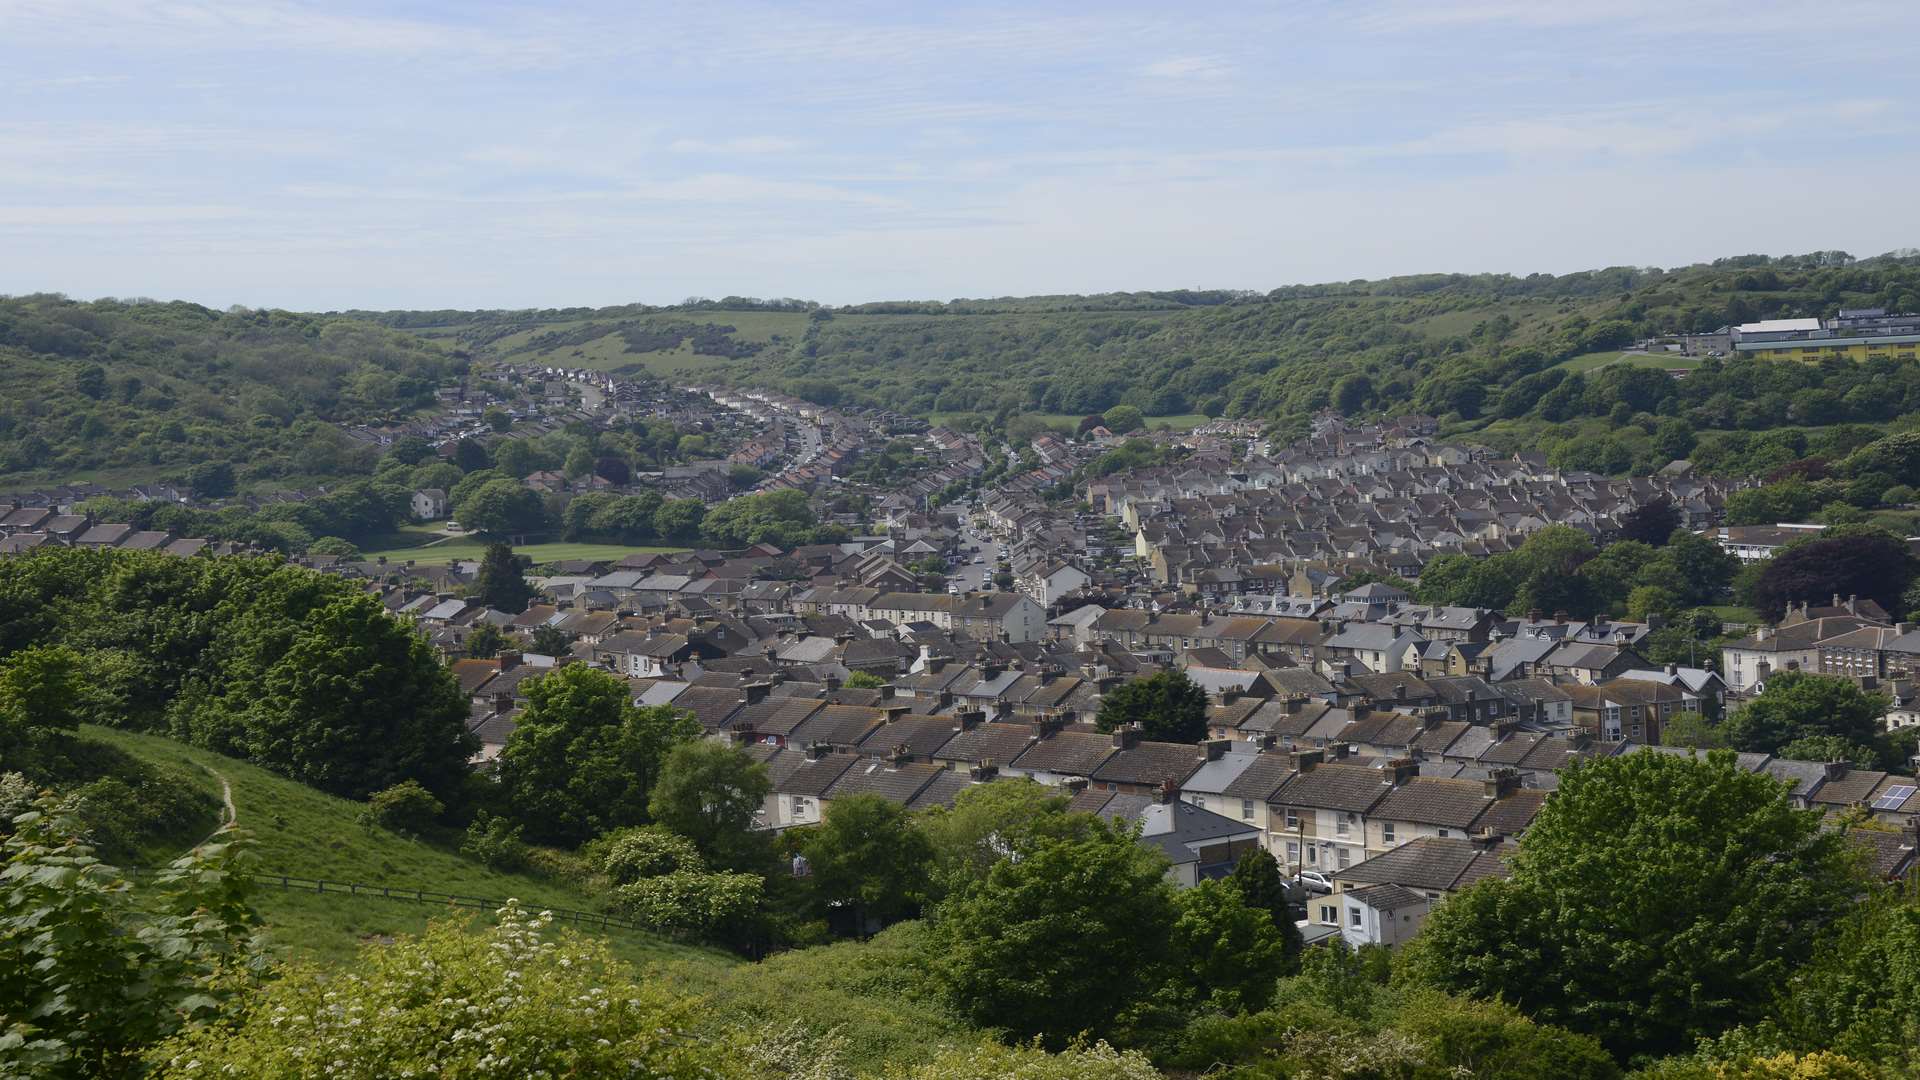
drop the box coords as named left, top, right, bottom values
left=1333, top=883, right=1431, bottom=948
left=411, top=488, right=448, bottom=521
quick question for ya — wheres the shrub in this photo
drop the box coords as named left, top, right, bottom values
left=359, top=779, right=444, bottom=834
left=459, top=811, right=528, bottom=872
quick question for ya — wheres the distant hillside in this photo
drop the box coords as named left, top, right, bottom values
left=374, top=251, right=1920, bottom=470
left=0, top=295, right=465, bottom=489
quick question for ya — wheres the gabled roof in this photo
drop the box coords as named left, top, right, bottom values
left=1336, top=836, right=1510, bottom=892
left=1271, top=762, right=1394, bottom=813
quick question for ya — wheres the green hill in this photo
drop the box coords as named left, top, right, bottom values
left=0, top=295, right=465, bottom=490
left=80, top=725, right=976, bottom=1072
left=82, top=726, right=727, bottom=972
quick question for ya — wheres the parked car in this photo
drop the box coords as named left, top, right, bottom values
left=1295, top=870, right=1334, bottom=894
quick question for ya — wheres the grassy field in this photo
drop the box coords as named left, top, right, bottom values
left=1555, top=349, right=1706, bottom=373
left=82, top=726, right=727, bottom=971
left=357, top=530, right=686, bottom=567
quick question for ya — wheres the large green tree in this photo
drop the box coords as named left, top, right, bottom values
left=798, top=793, right=933, bottom=930
left=928, top=819, right=1177, bottom=1044
left=496, top=665, right=698, bottom=846
left=236, top=594, right=474, bottom=800
left=1093, top=668, right=1210, bottom=743
left=471, top=542, right=534, bottom=614
left=1167, top=879, right=1292, bottom=1014
left=1722, top=671, right=1888, bottom=757
left=1225, top=847, right=1305, bottom=973
left=1411, top=750, right=1862, bottom=1059
left=648, top=741, right=774, bottom=872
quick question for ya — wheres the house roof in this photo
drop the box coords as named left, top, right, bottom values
left=1336, top=836, right=1510, bottom=892
left=1272, top=762, right=1394, bottom=813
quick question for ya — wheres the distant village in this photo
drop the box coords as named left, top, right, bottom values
left=4, top=369, right=1917, bottom=951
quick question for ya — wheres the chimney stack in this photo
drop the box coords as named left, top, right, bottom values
left=1292, top=749, right=1323, bottom=772
left=1201, top=739, right=1230, bottom=762
left=497, top=650, right=520, bottom=671
left=1483, top=768, right=1521, bottom=800
left=1156, top=777, right=1178, bottom=804
left=1111, top=724, right=1140, bottom=750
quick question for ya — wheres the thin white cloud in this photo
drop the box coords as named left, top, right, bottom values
left=667, top=136, right=805, bottom=155
left=1143, top=55, right=1233, bottom=80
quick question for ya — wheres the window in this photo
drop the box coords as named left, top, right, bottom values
left=1285, top=841, right=1300, bottom=862
left=790, top=796, right=807, bottom=816
left=1382, top=822, right=1396, bottom=843
left=1335, top=816, right=1350, bottom=838
left=1307, top=846, right=1317, bottom=865
left=1437, top=828, right=1450, bottom=838
left=1284, top=808, right=1299, bottom=829
left=1337, top=847, right=1351, bottom=869
left=1319, top=904, right=1337, bottom=924
left=1349, top=907, right=1363, bottom=927
left=1191, top=796, right=1206, bottom=810
left=1241, top=799, right=1255, bottom=820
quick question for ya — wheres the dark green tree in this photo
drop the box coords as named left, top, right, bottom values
left=928, top=819, right=1177, bottom=1045
left=798, top=793, right=933, bottom=930
left=472, top=542, right=534, bottom=614
left=1094, top=668, right=1210, bottom=743
left=529, top=623, right=572, bottom=657
left=1619, top=498, right=1682, bottom=545
left=647, top=741, right=774, bottom=872
left=1722, top=671, right=1887, bottom=756
left=1410, top=750, right=1862, bottom=1058
left=185, top=461, right=236, bottom=500
left=1750, top=529, right=1917, bottom=623
left=1225, top=847, right=1304, bottom=972
left=238, top=594, right=475, bottom=800
left=1167, top=878, right=1292, bottom=1014
left=496, top=665, right=698, bottom=846
left=455, top=480, right=545, bottom=539
left=464, top=621, right=508, bottom=659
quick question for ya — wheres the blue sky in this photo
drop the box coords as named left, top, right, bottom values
left=3, top=0, right=1918, bottom=309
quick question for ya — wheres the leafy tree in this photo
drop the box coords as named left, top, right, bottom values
left=1661, top=712, right=1730, bottom=751
left=471, top=542, right=534, bottom=614
left=455, top=479, right=546, bottom=538
left=917, top=779, right=1090, bottom=895
left=0, top=644, right=99, bottom=764
left=450, top=436, right=491, bottom=472
left=463, top=620, right=508, bottom=659
left=1659, top=529, right=1740, bottom=606
left=842, top=670, right=888, bottom=690
left=799, top=794, right=933, bottom=930
left=1777, top=734, right=1879, bottom=768
left=648, top=741, right=774, bottom=872
left=700, top=489, right=821, bottom=548
left=496, top=665, right=697, bottom=846
left=1167, top=879, right=1292, bottom=1014
left=1411, top=750, right=1862, bottom=1058
left=185, top=461, right=236, bottom=500
left=482, top=404, right=512, bottom=432
left=304, top=536, right=360, bottom=559
left=1, top=795, right=258, bottom=1080
left=1749, top=529, right=1917, bottom=622
left=1093, top=668, right=1209, bottom=743
left=529, top=623, right=571, bottom=657
left=235, top=594, right=476, bottom=800
left=929, top=819, right=1177, bottom=1045
left=1722, top=671, right=1888, bottom=756
left=1627, top=584, right=1681, bottom=623
left=1103, top=404, right=1146, bottom=434
left=148, top=903, right=736, bottom=1078
left=653, top=498, right=707, bottom=544
left=1774, top=895, right=1920, bottom=1068
left=1225, top=847, right=1304, bottom=972
left=1620, top=498, right=1682, bottom=545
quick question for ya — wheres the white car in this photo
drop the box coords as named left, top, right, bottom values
left=1295, top=870, right=1334, bottom=894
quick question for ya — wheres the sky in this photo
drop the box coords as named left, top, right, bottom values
left=3, top=0, right=1919, bottom=310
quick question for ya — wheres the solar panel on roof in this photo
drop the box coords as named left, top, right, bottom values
left=1871, top=785, right=1916, bottom=811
